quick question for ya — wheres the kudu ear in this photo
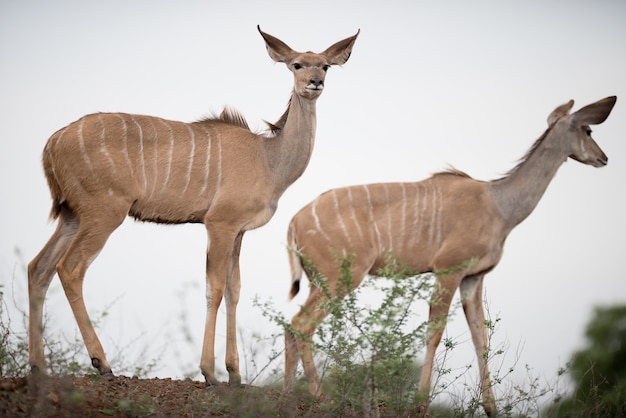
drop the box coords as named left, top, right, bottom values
left=322, top=29, right=360, bottom=65
left=547, top=100, right=575, bottom=126
left=258, top=25, right=296, bottom=63
left=571, top=96, right=617, bottom=126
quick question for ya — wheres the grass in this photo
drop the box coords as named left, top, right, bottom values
left=3, top=250, right=624, bottom=416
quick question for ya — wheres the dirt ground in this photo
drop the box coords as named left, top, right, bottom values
left=0, top=374, right=320, bottom=417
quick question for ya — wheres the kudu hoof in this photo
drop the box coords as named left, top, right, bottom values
left=204, top=375, right=221, bottom=390
left=228, top=373, right=242, bottom=387
left=101, top=371, right=116, bottom=380
left=29, top=365, right=45, bottom=376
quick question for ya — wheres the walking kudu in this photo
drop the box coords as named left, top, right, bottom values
left=284, top=96, right=616, bottom=415
left=28, top=26, right=358, bottom=387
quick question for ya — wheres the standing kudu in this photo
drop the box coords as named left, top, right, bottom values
left=284, top=96, right=616, bottom=415
left=28, top=26, right=358, bottom=387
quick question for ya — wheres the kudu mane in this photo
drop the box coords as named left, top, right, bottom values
left=435, top=127, right=552, bottom=181
left=196, top=107, right=251, bottom=130
left=196, top=97, right=292, bottom=136
left=499, top=127, right=551, bottom=179
left=263, top=97, right=292, bottom=135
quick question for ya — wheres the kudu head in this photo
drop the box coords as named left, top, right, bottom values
left=258, top=25, right=359, bottom=99
left=547, top=95, right=617, bottom=167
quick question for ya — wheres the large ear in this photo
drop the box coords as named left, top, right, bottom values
left=258, top=25, right=296, bottom=63
left=322, top=29, right=360, bottom=66
left=547, top=100, right=575, bottom=126
left=571, top=96, right=617, bottom=126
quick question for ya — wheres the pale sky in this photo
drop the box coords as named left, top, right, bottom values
left=1, top=0, right=625, bottom=402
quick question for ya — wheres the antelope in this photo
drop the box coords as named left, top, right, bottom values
left=284, top=96, right=617, bottom=415
left=28, top=25, right=359, bottom=387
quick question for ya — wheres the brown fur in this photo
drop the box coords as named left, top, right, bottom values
left=283, top=96, right=616, bottom=416
left=28, top=26, right=359, bottom=389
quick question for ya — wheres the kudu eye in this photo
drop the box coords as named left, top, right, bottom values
left=586, top=128, right=592, bottom=136
left=293, top=63, right=302, bottom=70
left=322, top=64, right=330, bottom=72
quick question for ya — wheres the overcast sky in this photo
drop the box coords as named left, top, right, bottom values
left=1, top=0, right=625, bottom=400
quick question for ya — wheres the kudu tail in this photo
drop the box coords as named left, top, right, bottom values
left=287, top=222, right=303, bottom=300
left=42, top=138, right=65, bottom=221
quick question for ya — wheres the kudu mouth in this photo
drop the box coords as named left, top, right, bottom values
left=306, top=83, right=324, bottom=91
left=570, top=154, right=608, bottom=167
left=303, top=84, right=324, bottom=97
left=595, top=156, right=608, bottom=167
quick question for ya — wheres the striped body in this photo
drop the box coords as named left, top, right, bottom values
left=283, top=96, right=616, bottom=416
left=28, top=26, right=359, bottom=389
left=288, top=173, right=503, bottom=282
left=44, top=112, right=279, bottom=228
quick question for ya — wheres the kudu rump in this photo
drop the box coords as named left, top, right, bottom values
left=284, top=96, right=616, bottom=415
left=28, top=26, right=358, bottom=387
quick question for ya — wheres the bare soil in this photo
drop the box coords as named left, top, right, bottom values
left=0, top=375, right=324, bottom=417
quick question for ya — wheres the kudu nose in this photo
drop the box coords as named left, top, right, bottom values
left=310, top=78, right=323, bottom=88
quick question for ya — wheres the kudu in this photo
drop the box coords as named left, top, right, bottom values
left=28, top=26, right=358, bottom=387
left=284, top=96, right=616, bottom=415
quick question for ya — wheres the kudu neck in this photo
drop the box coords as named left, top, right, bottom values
left=490, top=130, right=568, bottom=230
left=265, top=91, right=318, bottom=193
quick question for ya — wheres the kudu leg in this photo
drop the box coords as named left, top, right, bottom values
left=287, top=286, right=329, bottom=399
left=460, top=275, right=497, bottom=416
left=417, top=273, right=459, bottom=410
left=200, top=226, right=242, bottom=387
left=28, top=209, right=79, bottom=373
left=286, top=265, right=369, bottom=399
left=200, top=250, right=221, bottom=386
left=56, top=213, right=125, bottom=376
left=284, top=328, right=300, bottom=390
left=224, top=232, right=244, bottom=386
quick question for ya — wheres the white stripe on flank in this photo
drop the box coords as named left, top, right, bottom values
left=364, top=185, right=382, bottom=252
left=331, top=190, right=351, bottom=245
left=49, top=126, right=64, bottom=150
left=435, top=186, right=443, bottom=245
left=146, top=118, right=159, bottom=199
left=383, top=184, right=393, bottom=251
left=421, top=185, right=430, bottom=244
left=216, top=131, right=223, bottom=192
left=311, top=197, right=331, bottom=243
left=97, top=114, right=116, bottom=170
left=410, top=183, right=422, bottom=250
left=116, top=115, right=134, bottom=181
left=158, top=119, right=174, bottom=193
left=183, top=125, right=196, bottom=194
left=132, top=116, right=148, bottom=193
left=77, top=118, right=94, bottom=173
left=48, top=127, right=68, bottom=184
left=347, top=188, right=364, bottom=242
left=197, top=125, right=211, bottom=196
left=427, top=184, right=438, bottom=244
